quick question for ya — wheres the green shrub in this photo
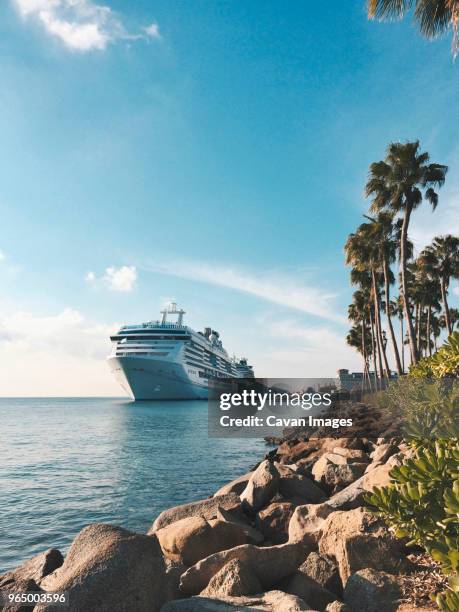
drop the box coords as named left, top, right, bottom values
left=410, top=331, right=459, bottom=378
left=366, top=333, right=459, bottom=610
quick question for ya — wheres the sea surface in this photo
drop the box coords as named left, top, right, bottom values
left=0, top=398, right=266, bottom=572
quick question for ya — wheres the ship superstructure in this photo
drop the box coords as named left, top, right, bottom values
left=108, top=303, right=254, bottom=400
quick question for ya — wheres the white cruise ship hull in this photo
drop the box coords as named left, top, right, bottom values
left=108, top=356, right=209, bottom=401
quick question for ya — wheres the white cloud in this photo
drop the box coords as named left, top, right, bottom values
left=147, top=260, right=344, bottom=323
left=454, top=286, right=459, bottom=297
left=144, top=22, right=160, bottom=39
left=0, top=308, right=120, bottom=396
left=0, top=250, right=5, bottom=261
left=12, top=0, right=159, bottom=52
left=86, top=265, right=137, bottom=292
left=256, top=318, right=362, bottom=378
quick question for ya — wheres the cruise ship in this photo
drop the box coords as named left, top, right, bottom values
left=108, top=303, right=254, bottom=400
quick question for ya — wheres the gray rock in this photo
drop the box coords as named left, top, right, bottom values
left=180, top=542, right=309, bottom=596
left=343, top=568, right=401, bottom=611
left=256, top=502, right=294, bottom=544
left=214, top=473, right=254, bottom=497
left=216, top=506, right=264, bottom=545
left=151, top=493, right=241, bottom=532
left=161, top=590, right=317, bottom=611
left=284, top=572, right=336, bottom=610
left=0, top=576, right=43, bottom=612
left=300, top=552, right=342, bottom=596
left=240, top=461, right=280, bottom=513
left=201, top=559, right=262, bottom=597
left=319, top=508, right=407, bottom=585
left=39, top=523, right=167, bottom=612
left=0, top=549, right=63, bottom=586
left=288, top=503, right=334, bottom=546
left=156, top=516, right=250, bottom=566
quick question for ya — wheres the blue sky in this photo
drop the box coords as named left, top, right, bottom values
left=0, top=0, right=458, bottom=395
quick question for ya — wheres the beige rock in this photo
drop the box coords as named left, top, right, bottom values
left=288, top=503, right=335, bottom=545
left=151, top=493, right=241, bottom=532
left=327, top=463, right=392, bottom=510
left=300, top=552, right=342, bottom=596
left=157, top=516, right=249, bottom=566
left=331, top=448, right=369, bottom=461
left=369, top=443, right=399, bottom=466
left=216, top=506, right=264, bottom=544
left=319, top=508, right=406, bottom=584
left=284, top=572, right=336, bottom=610
left=161, top=590, right=317, bottom=611
left=343, top=568, right=401, bottom=611
left=325, top=602, right=350, bottom=612
left=39, top=523, right=167, bottom=612
left=180, top=542, right=309, bottom=596
left=201, top=559, right=262, bottom=597
left=312, top=455, right=367, bottom=492
left=277, top=470, right=327, bottom=503
left=0, top=576, right=43, bottom=612
left=240, top=461, right=280, bottom=512
left=256, top=502, right=295, bottom=544
left=0, top=549, right=63, bottom=587
left=213, top=473, right=253, bottom=497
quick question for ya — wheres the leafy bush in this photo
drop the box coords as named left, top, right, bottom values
left=366, top=333, right=459, bottom=610
left=410, top=331, right=459, bottom=378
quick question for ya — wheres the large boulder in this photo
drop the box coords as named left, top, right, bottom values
left=283, top=572, right=336, bottom=610
left=343, top=568, right=401, bottom=611
left=0, top=549, right=63, bottom=587
left=368, top=444, right=399, bottom=468
left=240, top=461, right=280, bottom=513
left=216, top=506, right=264, bottom=544
left=256, top=502, right=295, bottom=544
left=319, top=508, right=406, bottom=584
left=201, top=559, right=262, bottom=597
left=312, top=454, right=367, bottom=493
left=151, top=493, right=241, bottom=531
left=326, top=463, right=392, bottom=511
left=214, top=473, right=253, bottom=497
left=161, top=591, right=316, bottom=611
left=156, top=516, right=250, bottom=566
left=180, top=542, right=309, bottom=596
left=38, top=523, right=167, bottom=612
left=0, top=576, right=43, bottom=612
left=276, top=468, right=327, bottom=503
left=288, top=503, right=334, bottom=546
left=299, top=552, right=342, bottom=596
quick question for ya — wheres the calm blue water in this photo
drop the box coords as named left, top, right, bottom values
left=0, top=398, right=266, bottom=572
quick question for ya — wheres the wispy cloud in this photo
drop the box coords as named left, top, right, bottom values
left=0, top=250, right=5, bottom=261
left=146, top=260, right=345, bottom=323
left=0, top=307, right=119, bottom=395
left=86, top=265, right=137, bottom=292
left=12, top=0, right=160, bottom=52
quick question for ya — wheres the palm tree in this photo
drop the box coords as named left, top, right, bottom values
left=441, top=307, right=459, bottom=330
left=364, top=212, right=403, bottom=375
left=345, top=226, right=390, bottom=380
left=365, top=141, right=447, bottom=365
left=348, top=291, right=373, bottom=389
left=420, top=235, right=459, bottom=335
left=367, top=1, right=459, bottom=55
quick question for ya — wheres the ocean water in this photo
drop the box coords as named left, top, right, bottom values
left=0, top=398, right=266, bottom=572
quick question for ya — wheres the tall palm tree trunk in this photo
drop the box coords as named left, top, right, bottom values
left=400, top=206, right=419, bottom=364
left=383, top=258, right=402, bottom=374
left=400, top=314, right=405, bottom=374
left=372, top=270, right=389, bottom=380
left=440, top=276, right=452, bottom=335
left=415, top=303, right=421, bottom=355
left=426, top=306, right=432, bottom=357
left=368, top=307, right=379, bottom=388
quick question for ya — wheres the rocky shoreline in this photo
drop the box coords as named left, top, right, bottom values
left=1, top=406, right=438, bottom=612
